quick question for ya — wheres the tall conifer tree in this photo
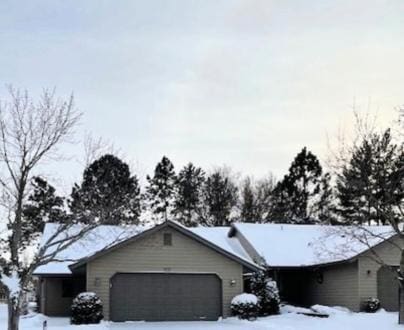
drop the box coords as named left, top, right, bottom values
left=70, top=154, right=141, bottom=225
left=145, top=156, right=176, bottom=222
left=337, top=129, right=403, bottom=225
left=271, top=147, right=333, bottom=223
left=240, top=177, right=258, bottom=222
left=173, top=163, right=205, bottom=226
left=201, top=169, right=238, bottom=226
left=21, top=177, right=67, bottom=247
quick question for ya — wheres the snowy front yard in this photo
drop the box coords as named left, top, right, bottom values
left=0, top=304, right=402, bottom=330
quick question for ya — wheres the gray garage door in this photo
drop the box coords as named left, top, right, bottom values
left=377, top=266, right=399, bottom=311
left=110, top=273, right=222, bottom=322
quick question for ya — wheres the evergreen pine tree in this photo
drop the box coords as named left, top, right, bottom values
left=337, top=129, right=403, bottom=225
left=255, top=176, right=276, bottom=223
left=70, top=154, right=141, bottom=225
left=250, top=268, right=280, bottom=316
left=240, top=178, right=258, bottom=222
left=271, top=147, right=332, bottom=223
left=316, top=173, right=338, bottom=224
left=173, top=163, right=205, bottom=226
left=271, top=177, right=295, bottom=222
left=21, top=177, right=67, bottom=247
left=201, top=169, right=238, bottom=226
left=145, top=156, right=176, bottom=222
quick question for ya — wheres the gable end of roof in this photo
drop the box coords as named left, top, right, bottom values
left=69, top=220, right=261, bottom=272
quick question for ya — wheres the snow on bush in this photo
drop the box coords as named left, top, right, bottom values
left=71, top=292, right=103, bottom=325
left=232, top=293, right=258, bottom=305
left=250, top=270, right=280, bottom=316
left=231, top=293, right=259, bottom=320
left=364, top=297, right=380, bottom=313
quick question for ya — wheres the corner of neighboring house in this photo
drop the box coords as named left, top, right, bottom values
left=356, top=235, right=404, bottom=312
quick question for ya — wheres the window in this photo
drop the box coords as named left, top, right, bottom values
left=163, top=233, right=172, bottom=246
left=62, top=279, right=74, bottom=298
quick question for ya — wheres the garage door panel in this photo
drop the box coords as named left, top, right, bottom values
left=110, top=273, right=221, bottom=322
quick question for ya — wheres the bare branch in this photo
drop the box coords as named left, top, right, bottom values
left=82, top=133, right=117, bottom=167
left=0, top=87, right=83, bottom=322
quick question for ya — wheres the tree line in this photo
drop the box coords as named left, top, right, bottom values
left=22, top=125, right=403, bottom=237
left=0, top=88, right=402, bottom=330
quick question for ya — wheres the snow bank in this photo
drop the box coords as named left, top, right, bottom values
left=280, top=304, right=313, bottom=314
left=311, top=305, right=351, bottom=315
left=20, top=313, right=48, bottom=328
left=231, top=293, right=258, bottom=305
left=0, top=303, right=401, bottom=330
left=280, top=304, right=351, bottom=316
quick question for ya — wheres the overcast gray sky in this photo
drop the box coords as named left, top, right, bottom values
left=0, top=0, right=402, bottom=189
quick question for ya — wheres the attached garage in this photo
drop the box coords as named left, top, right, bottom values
left=377, top=266, right=399, bottom=311
left=37, top=221, right=260, bottom=320
left=110, top=273, right=222, bottom=321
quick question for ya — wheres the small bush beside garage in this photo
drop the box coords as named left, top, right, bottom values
left=71, top=292, right=103, bottom=324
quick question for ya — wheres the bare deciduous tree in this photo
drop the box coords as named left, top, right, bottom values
left=82, top=133, right=117, bottom=167
left=0, top=87, right=100, bottom=330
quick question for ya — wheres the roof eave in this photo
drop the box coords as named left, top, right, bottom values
left=33, top=272, right=73, bottom=277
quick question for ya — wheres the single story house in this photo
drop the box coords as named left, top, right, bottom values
left=34, top=220, right=401, bottom=321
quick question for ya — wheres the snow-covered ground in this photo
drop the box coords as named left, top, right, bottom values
left=0, top=304, right=401, bottom=330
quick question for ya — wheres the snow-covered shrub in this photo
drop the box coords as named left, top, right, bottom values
left=250, top=270, right=280, bottom=316
left=364, top=297, right=380, bottom=313
left=71, top=292, right=103, bottom=324
left=231, top=293, right=259, bottom=320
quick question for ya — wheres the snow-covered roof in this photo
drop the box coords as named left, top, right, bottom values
left=231, top=223, right=397, bottom=267
left=34, top=223, right=146, bottom=275
left=35, top=220, right=397, bottom=275
left=34, top=222, right=257, bottom=275
left=189, top=226, right=254, bottom=264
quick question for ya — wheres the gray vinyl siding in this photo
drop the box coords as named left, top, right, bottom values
left=358, top=235, right=404, bottom=310
left=303, top=261, right=359, bottom=311
left=87, top=227, right=244, bottom=320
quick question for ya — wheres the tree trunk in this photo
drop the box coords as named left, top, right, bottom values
left=8, top=296, right=21, bottom=330
left=399, top=249, right=404, bottom=324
